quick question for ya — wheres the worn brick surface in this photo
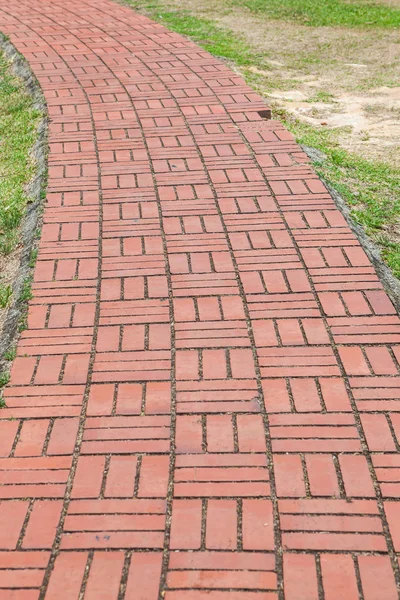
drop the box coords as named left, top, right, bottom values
left=0, top=0, right=399, bottom=596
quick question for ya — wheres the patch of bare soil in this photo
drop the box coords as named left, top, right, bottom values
left=266, top=84, right=400, bottom=167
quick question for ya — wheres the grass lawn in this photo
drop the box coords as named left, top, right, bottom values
left=125, top=0, right=400, bottom=277
left=229, top=0, right=400, bottom=28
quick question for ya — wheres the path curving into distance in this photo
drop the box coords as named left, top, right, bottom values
left=0, top=0, right=400, bottom=597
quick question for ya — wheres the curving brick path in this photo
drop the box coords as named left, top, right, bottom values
left=0, top=0, right=400, bottom=597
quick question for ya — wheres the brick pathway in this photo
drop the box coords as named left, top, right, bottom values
left=0, top=0, right=400, bottom=597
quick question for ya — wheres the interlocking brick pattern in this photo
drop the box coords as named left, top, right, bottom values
left=0, top=0, right=399, bottom=597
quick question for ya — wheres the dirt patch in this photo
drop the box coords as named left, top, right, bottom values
left=374, top=0, right=400, bottom=5
left=267, top=85, right=400, bottom=166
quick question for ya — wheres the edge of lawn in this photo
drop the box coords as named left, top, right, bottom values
left=0, top=34, right=48, bottom=400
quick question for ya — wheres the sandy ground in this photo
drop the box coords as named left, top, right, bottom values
left=264, top=82, right=400, bottom=167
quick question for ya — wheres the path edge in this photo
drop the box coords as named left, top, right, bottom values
left=327, top=179, right=400, bottom=313
left=300, top=144, right=400, bottom=312
left=0, top=33, right=48, bottom=376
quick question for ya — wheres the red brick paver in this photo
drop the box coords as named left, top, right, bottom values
left=0, top=0, right=400, bottom=597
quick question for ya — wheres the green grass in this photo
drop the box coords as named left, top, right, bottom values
left=29, top=248, right=38, bottom=268
left=306, top=91, right=337, bottom=103
left=19, top=278, right=33, bottom=303
left=3, top=347, right=16, bottom=361
left=0, top=371, right=10, bottom=388
left=0, top=284, right=12, bottom=308
left=0, top=49, right=41, bottom=257
left=229, top=0, right=400, bottom=28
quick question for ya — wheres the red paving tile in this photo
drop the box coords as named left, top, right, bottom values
left=0, top=0, right=399, bottom=596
